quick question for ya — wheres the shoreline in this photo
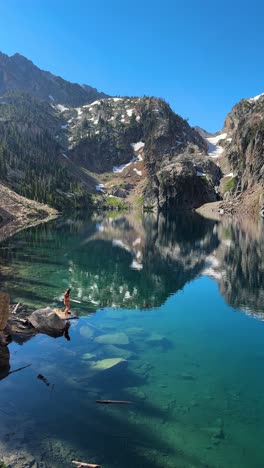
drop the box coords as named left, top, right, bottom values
left=0, top=211, right=59, bottom=244
left=0, top=184, right=58, bottom=243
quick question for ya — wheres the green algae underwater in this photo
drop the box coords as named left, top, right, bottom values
left=0, top=211, right=264, bottom=467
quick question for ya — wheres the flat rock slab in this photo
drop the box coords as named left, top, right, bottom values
left=28, top=307, right=65, bottom=336
left=90, top=357, right=127, bottom=372
left=100, top=344, right=134, bottom=359
left=82, top=353, right=96, bottom=361
left=146, top=333, right=168, bottom=345
left=95, top=332, right=129, bottom=346
left=125, top=327, right=145, bottom=335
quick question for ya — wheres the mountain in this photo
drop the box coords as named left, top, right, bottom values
left=62, top=96, right=221, bottom=211
left=200, top=92, right=264, bottom=216
left=0, top=51, right=263, bottom=220
left=224, top=93, right=264, bottom=193
left=0, top=91, right=96, bottom=209
left=0, top=51, right=107, bottom=107
left=0, top=88, right=221, bottom=212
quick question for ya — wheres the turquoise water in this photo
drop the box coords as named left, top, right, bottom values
left=0, top=212, right=264, bottom=467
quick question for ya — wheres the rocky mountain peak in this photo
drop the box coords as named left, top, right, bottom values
left=0, top=51, right=108, bottom=107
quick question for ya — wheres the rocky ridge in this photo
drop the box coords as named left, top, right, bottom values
left=200, top=93, right=264, bottom=217
left=0, top=51, right=107, bottom=107
left=0, top=50, right=263, bottom=221
left=59, top=96, right=221, bottom=211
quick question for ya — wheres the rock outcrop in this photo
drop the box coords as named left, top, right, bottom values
left=65, top=96, right=221, bottom=210
left=28, top=307, right=66, bottom=336
left=202, top=93, right=264, bottom=216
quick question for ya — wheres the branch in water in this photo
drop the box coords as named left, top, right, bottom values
left=7, top=364, right=31, bottom=376
left=72, top=461, right=101, bottom=468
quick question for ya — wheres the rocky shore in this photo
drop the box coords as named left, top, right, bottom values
left=0, top=183, right=58, bottom=243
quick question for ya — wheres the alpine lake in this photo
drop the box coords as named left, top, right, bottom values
left=0, top=210, right=264, bottom=468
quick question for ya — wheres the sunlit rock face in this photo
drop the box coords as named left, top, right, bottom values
left=66, top=96, right=220, bottom=209
left=213, top=95, right=264, bottom=213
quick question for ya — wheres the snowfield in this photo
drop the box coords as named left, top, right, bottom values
left=113, top=157, right=136, bottom=173
left=248, top=93, right=264, bottom=102
left=96, top=184, right=105, bottom=193
left=206, top=133, right=227, bottom=158
left=133, top=168, right=142, bottom=176
left=56, top=104, right=69, bottom=112
left=131, top=141, right=145, bottom=152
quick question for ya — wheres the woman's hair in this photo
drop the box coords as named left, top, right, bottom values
left=66, top=288, right=71, bottom=294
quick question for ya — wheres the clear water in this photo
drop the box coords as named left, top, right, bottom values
left=0, top=211, right=264, bottom=467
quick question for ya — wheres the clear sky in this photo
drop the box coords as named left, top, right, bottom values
left=0, top=0, right=263, bottom=132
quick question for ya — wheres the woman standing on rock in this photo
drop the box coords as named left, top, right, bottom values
left=64, top=288, right=71, bottom=317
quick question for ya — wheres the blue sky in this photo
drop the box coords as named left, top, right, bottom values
left=0, top=0, right=263, bottom=132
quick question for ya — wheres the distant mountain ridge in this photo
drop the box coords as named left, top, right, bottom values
left=0, top=51, right=108, bottom=107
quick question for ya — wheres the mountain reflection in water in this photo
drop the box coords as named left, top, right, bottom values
left=0, top=211, right=263, bottom=318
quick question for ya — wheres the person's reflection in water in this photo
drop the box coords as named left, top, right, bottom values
left=0, top=340, right=11, bottom=381
left=0, top=292, right=11, bottom=380
left=63, top=321, right=71, bottom=341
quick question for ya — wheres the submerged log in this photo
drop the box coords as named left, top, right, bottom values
left=96, top=400, right=133, bottom=405
left=8, top=364, right=31, bottom=376
left=72, top=461, right=101, bottom=468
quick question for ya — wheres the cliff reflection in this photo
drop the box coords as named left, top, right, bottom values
left=0, top=211, right=263, bottom=319
left=206, top=218, right=264, bottom=318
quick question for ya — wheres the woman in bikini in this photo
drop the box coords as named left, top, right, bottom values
left=64, top=288, right=71, bottom=317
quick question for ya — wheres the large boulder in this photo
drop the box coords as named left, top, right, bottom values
left=90, top=357, right=127, bottom=372
left=28, top=307, right=66, bottom=336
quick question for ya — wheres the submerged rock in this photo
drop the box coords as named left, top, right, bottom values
left=95, top=332, right=129, bottom=346
left=90, top=357, right=127, bottom=372
left=125, top=327, right=145, bottom=335
left=180, top=373, right=196, bottom=381
left=80, top=325, right=95, bottom=339
left=127, top=386, right=147, bottom=401
left=81, top=353, right=96, bottom=361
left=146, top=333, right=169, bottom=346
left=99, top=344, right=134, bottom=359
left=28, top=307, right=66, bottom=336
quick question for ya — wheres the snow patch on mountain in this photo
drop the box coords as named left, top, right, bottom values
left=56, top=104, right=69, bottom=112
left=134, top=168, right=142, bottom=176
left=206, top=133, right=227, bottom=158
left=96, top=184, right=105, bottom=193
left=131, top=141, right=145, bottom=152
left=113, top=157, right=136, bottom=173
left=248, top=93, right=264, bottom=102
